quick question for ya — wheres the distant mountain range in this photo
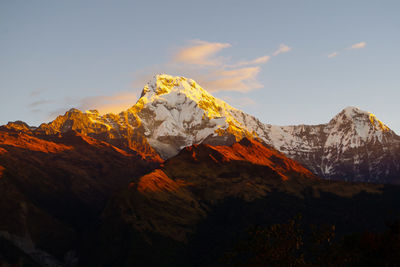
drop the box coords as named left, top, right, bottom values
left=5, top=74, right=399, bottom=184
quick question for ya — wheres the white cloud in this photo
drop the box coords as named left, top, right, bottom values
left=41, top=40, right=294, bottom=121
left=135, top=40, right=293, bottom=93
left=29, top=99, right=54, bottom=108
left=221, top=96, right=257, bottom=108
left=327, top=52, right=339, bottom=58
left=272, top=44, right=292, bottom=56
left=43, top=90, right=140, bottom=122
left=227, top=55, right=270, bottom=68
left=327, top=42, right=366, bottom=59
left=173, top=40, right=231, bottom=66
left=198, top=67, right=262, bottom=93
left=29, top=88, right=46, bottom=97
left=348, top=41, right=367, bottom=50
left=77, top=91, right=139, bottom=115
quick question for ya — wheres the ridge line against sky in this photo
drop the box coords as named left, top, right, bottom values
left=0, top=0, right=399, bottom=133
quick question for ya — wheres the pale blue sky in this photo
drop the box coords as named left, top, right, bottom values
left=1, top=0, right=399, bottom=132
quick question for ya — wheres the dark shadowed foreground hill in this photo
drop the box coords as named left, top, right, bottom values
left=1, top=125, right=400, bottom=266
left=0, top=128, right=160, bottom=266
left=84, top=139, right=400, bottom=267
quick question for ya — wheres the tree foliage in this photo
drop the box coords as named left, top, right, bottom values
left=221, top=216, right=400, bottom=267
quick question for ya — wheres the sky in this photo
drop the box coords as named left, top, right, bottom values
left=1, top=0, right=400, bottom=133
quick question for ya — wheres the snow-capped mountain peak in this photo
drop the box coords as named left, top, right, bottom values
left=129, top=74, right=261, bottom=158
left=341, top=106, right=365, bottom=116
left=327, top=106, right=392, bottom=142
left=332, top=106, right=389, bottom=131
left=137, top=74, right=239, bottom=120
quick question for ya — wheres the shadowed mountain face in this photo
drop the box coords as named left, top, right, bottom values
left=0, top=126, right=317, bottom=266
left=87, top=138, right=400, bottom=267
left=82, top=138, right=316, bottom=266
left=109, top=138, right=315, bottom=240
left=1, top=126, right=400, bottom=266
left=0, top=129, right=160, bottom=266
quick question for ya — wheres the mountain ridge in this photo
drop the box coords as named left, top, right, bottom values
left=2, top=73, right=399, bottom=183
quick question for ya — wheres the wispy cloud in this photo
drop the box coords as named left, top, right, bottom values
left=348, top=41, right=367, bottom=50
left=227, top=55, right=270, bottom=68
left=272, top=44, right=292, bottom=56
left=35, top=40, right=293, bottom=120
left=29, top=99, right=53, bottom=108
left=327, top=52, right=339, bottom=58
left=221, top=96, right=258, bottom=108
left=48, top=107, right=71, bottom=120
left=139, top=40, right=293, bottom=93
left=173, top=40, right=231, bottom=66
left=77, top=91, right=139, bottom=115
left=29, top=88, right=46, bottom=97
left=31, top=109, right=42, bottom=114
left=40, top=91, right=139, bottom=122
left=327, top=42, right=366, bottom=59
left=199, top=67, right=262, bottom=93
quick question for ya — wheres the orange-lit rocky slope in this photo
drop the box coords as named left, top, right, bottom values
left=177, top=138, right=314, bottom=181
left=85, top=138, right=315, bottom=266
left=105, top=138, right=315, bottom=240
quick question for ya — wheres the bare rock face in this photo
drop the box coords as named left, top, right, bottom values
left=36, top=107, right=161, bottom=161
left=1, top=121, right=36, bottom=133
left=263, top=107, right=400, bottom=183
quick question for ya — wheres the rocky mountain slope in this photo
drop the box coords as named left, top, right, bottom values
left=106, top=138, right=315, bottom=242
left=264, top=107, right=400, bottom=183
left=83, top=138, right=319, bottom=266
left=28, top=74, right=400, bottom=184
